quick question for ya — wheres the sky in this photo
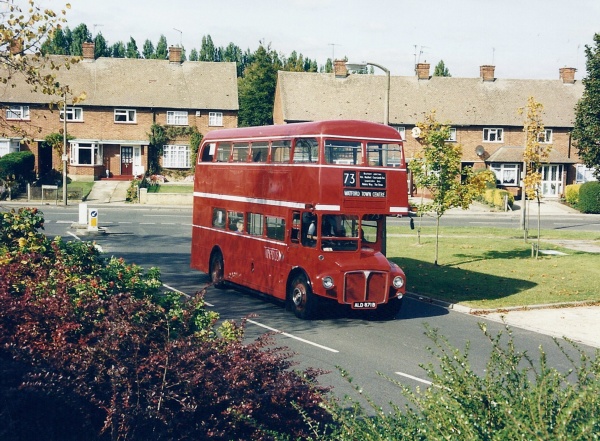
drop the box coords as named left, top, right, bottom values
left=30, top=0, right=600, bottom=80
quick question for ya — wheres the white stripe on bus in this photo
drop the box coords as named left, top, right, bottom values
left=194, top=192, right=306, bottom=209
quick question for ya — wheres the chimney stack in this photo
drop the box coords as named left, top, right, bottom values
left=169, top=46, right=182, bottom=64
left=334, top=59, right=348, bottom=78
left=480, top=65, right=495, bottom=82
left=82, top=42, right=95, bottom=60
left=559, top=67, right=576, bottom=84
left=416, top=62, right=430, bottom=80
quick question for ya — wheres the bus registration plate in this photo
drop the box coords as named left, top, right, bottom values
left=353, top=302, right=376, bottom=309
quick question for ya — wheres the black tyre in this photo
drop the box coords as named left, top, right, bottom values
left=209, top=251, right=225, bottom=288
left=288, top=273, right=318, bottom=320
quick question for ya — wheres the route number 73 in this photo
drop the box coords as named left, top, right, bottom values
left=343, top=171, right=356, bottom=187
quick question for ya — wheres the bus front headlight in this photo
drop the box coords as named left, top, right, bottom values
left=322, top=276, right=335, bottom=290
left=392, top=276, right=404, bottom=289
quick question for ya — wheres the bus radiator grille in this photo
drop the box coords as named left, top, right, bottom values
left=343, top=271, right=388, bottom=305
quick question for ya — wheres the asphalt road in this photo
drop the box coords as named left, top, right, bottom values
left=12, top=204, right=598, bottom=407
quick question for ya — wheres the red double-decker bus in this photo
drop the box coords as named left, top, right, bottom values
left=191, top=120, right=409, bottom=319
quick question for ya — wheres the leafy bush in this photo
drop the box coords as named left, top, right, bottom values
left=0, top=208, right=331, bottom=440
left=314, top=324, right=600, bottom=441
left=578, top=181, right=600, bottom=214
left=481, top=188, right=514, bottom=210
left=565, top=183, right=582, bottom=206
left=0, top=151, right=35, bottom=181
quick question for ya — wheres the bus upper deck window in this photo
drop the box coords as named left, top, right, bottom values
left=293, top=138, right=318, bottom=163
left=251, top=141, right=269, bottom=163
left=367, top=143, right=402, bottom=166
left=217, top=142, right=232, bottom=162
left=325, top=140, right=362, bottom=165
left=233, top=142, right=249, bottom=162
left=271, top=140, right=292, bottom=163
left=201, top=142, right=215, bottom=162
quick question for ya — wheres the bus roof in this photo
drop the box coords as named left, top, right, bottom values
left=203, top=120, right=403, bottom=143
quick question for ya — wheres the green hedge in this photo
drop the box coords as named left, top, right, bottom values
left=565, top=183, right=581, bottom=206
left=0, top=151, right=35, bottom=181
left=578, top=181, right=600, bottom=213
left=482, top=188, right=514, bottom=210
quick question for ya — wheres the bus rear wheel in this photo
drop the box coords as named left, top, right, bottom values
left=288, top=274, right=318, bottom=320
left=209, top=251, right=225, bottom=289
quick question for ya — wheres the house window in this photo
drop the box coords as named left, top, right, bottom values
left=576, top=164, right=596, bottom=183
left=6, top=105, right=30, bottom=120
left=446, top=128, right=457, bottom=142
left=70, top=142, right=102, bottom=165
left=394, top=126, right=406, bottom=140
left=209, top=112, right=223, bottom=127
left=491, top=163, right=519, bottom=185
left=60, top=107, right=83, bottom=122
left=167, top=111, right=188, bottom=126
left=114, top=109, right=136, bottom=123
left=163, top=144, right=190, bottom=168
left=0, top=139, right=20, bottom=157
left=483, top=128, right=503, bottom=142
left=538, top=129, right=553, bottom=143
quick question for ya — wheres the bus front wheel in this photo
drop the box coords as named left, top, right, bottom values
left=288, top=274, right=318, bottom=320
left=209, top=251, right=225, bottom=289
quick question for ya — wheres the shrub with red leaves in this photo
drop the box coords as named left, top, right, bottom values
left=0, top=208, right=332, bottom=440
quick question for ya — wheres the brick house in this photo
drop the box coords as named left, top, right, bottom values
left=1, top=43, right=238, bottom=181
left=274, top=61, right=588, bottom=198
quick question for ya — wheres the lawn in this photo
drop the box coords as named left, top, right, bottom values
left=66, top=181, right=94, bottom=200
left=386, top=226, right=600, bottom=309
left=147, top=184, right=193, bottom=194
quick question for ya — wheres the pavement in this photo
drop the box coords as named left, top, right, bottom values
left=3, top=181, right=600, bottom=349
left=84, top=179, right=130, bottom=204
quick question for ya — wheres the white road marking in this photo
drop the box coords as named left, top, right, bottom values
left=163, top=285, right=337, bottom=353
left=247, top=319, right=339, bottom=353
left=395, top=371, right=432, bottom=386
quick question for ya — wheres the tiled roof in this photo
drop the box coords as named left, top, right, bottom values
left=1, top=55, right=239, bottom=111
left=276, top=72, right=583, bottom=127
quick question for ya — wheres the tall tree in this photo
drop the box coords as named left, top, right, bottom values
left=188, top=48, right=199, bottom=61
left=41, top=26, right=70, bottom=55
left=222, top=42, right=245, bottom=76
left=142, top=39, right=155, bottom=59
left=1, top=0, right=78, bottom=137
left=111, top=41, right=125, bottom=58
left=199, top=34, right=216, bottom=61
left=433, top=60, right=451, bottom=77
left=409, top=111, right=494, bottom=265
left=94, top=32, right=110, bottom=57
left=70, top=23, right=91, bottom=56
left=573, top=33, right=600, bottom=180
left=238, top=43, right=279, bottom=127
left=126, top=37, right=140, bottom=59
left=155, top=35, right=168, bottom=60
left=519, top=97, right=552, bottom=256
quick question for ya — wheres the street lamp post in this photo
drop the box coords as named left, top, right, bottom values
left=345, top=61, right=390, bottom=126
left=62, top=92, right=68, bottom=206
left=345, top=61, right=391, bottom=255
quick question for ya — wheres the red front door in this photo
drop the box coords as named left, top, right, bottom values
left=121, top=146, right=133, bottom=175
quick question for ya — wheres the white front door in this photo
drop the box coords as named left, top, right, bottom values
left=540, top=164, right=563, bottom=197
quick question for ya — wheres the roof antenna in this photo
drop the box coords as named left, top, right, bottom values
left=328, top=43, right=340, bottom=61
left=173, top=28, right=182, bottom=47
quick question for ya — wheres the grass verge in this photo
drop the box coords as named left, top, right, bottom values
left=387, top=226, right=600, bottom=309
left=147, top=184, right=193, bottom=194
